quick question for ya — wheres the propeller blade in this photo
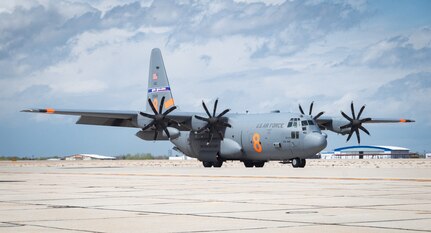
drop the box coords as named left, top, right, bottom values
left=141, top=120, right=155, bottom=131
left=217, top=130, right=224, bottom=139
left=361, top=117, right=372, bottom=123
left=346, top=130, right=354, bottom=142
left=153, top=130, right=158, bottom=141
left=217, top=108, right=230, bottom=118
left=159, top=96, right=165, bottom=113
left=357, top=105, right=366, bottom=119
left=139, top=111, right=155, bottom=119
left=340, top=123, right=352, bottom=129
left=202, top=101, right=211, bottom=118
left=299, top=104, right=305, bottom=115
left=213, top=99, right=218, bottom=117
left=341, top=111, right=353, bottom=122
left=148, top=98, right=158, bottom=114
left=359, top=125, right=370, bottom=135
left=309, top=101, right=314, bottom=115
left=351, top=102, right=356, bottom=120
left=313, top=111, right=324, bottom=120
left=195, top=115, right=209, bottom=122
left=163, top=106, right=177, bottom=116
left=163, top=126, right=170, bottom=139
left=207, top=132, right=214, bottom=145
left=355, top=128, right=360, bottom=144
left=222, top=122, right=232, bottom=128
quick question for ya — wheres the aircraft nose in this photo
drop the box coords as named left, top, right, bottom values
left=304, top=132, right=327, bottom=153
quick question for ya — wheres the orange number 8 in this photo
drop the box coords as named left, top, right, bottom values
left=252, top=133, right=262, bottom=153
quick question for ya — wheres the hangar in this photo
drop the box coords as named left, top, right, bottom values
left=331, top=145, right=411, bottom=159
left=64, top=154, right=116, bottom=160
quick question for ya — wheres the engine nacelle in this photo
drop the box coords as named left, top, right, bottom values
left=170, top=131, right=196, bottom=157
left=136, top=114, right=153, bottom=128
left=190, top=115, right=208, bottom=132
left=219, top=138, right=243, bottom=159
left=135, top=127, right=180, bottom=141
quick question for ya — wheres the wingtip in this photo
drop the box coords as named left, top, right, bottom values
left=20, top=108, right=56, bottom=113
left=400, top=119, right=415, bottom=123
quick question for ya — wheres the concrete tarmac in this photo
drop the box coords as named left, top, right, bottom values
left=1, top=159, right=431, bottom=233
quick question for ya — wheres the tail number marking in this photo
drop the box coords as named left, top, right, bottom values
left=252, top=133, right=262, bottom=153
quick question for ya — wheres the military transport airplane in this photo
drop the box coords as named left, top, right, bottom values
left=22, top=48, right=414, bottom=168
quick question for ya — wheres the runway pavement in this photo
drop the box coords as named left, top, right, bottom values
left=1, top=159, right=431, bottom=233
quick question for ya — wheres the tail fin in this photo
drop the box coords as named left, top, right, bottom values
left=146, top=48, right=175, bottom=112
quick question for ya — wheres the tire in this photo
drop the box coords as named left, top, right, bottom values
left=291, top=158, right=300, bottom=168
left=202, top=161, right=213, bottom=168
left=254, top=161, right=265, bottom=167
left=213, top=161, right=223, bottom=168
left=299, top=159, right=306, bottom=168
left=243, top=161, right=254, bottom=168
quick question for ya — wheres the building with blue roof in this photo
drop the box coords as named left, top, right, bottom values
left=327, top=145, right=410, bottom=159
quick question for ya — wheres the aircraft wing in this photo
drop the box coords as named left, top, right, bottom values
left=317, top=116, right=415, bottom=126
left=21, top=108, right=196, bottom=130
left=22, top=108, right=140, bottom=128
left=316, top=116, right=415, bottom=137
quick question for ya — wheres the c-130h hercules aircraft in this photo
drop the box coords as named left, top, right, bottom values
left=22, top=48, right=414, bottom=168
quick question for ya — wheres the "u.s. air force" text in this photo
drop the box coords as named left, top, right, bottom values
left=256, top=123, right=285, bottom=128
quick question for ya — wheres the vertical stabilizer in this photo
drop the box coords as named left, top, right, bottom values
left=146, top=48, right=175, bottom=112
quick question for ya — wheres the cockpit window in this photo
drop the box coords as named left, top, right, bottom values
left=301, top=120, right=308, bottom=126
left=287, top=118, right=300, bottom=128
left=307, top=120, right=315, bottom=125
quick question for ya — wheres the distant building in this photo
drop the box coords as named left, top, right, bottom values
left=64, top=154, right=116, bottom=160
left=331, top=145, right=411, bottom=159
left=426, top=153, right=431, bottom=159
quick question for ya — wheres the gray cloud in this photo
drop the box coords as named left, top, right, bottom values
left=369, top=72, right=431, bottom=124
left=340, top=27, right=431, bottom=68
left=0, top=0, right=368, bottom=80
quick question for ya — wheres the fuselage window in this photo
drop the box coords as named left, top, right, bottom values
left=291, top=131, right=299, bottom=139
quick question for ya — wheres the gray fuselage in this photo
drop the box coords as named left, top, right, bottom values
left=170, top=112, right=327, bottom=162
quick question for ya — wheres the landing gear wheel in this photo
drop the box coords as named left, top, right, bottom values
left=291, top=158, right=301, bottom=168
left=254, top=161, right=265, bottom=168
left=244, top=161, right=254, bottom=168
left=202, top=161, right=213, bottom=168
left=299, top=159, right=306, bottom=168
left=213, top=161, right=223, bottom=168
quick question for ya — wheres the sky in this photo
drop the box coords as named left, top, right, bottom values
left=0, top=0, right=430, bottom=157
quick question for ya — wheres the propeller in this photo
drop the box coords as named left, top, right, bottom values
left=139, top=96, right=177, bottom=140
left=195, top=99, right=232, bottom=145
left=298, top=101, right=324, bottom=120
left=340, top=102, right=371, bottom=144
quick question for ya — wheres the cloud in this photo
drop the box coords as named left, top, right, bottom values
left=365, top=72, right=431, bottom=125
left=340, top=27, right=431, bottom=69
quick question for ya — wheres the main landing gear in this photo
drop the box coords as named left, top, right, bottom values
left=202, top=161, right=223, bottom=168
left=291, top=158, right=306, bottom=168
left=243, top=161, right=266, bottom=168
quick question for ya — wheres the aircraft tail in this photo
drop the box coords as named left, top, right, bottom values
left=146, top=48, right=175, bottom=112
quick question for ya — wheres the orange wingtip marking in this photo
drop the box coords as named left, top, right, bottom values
left=399, top=119, right=407, bottom=122
left=46, top=108, right=55, bottom=113
left=164, top=98, right=174, bottom=109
